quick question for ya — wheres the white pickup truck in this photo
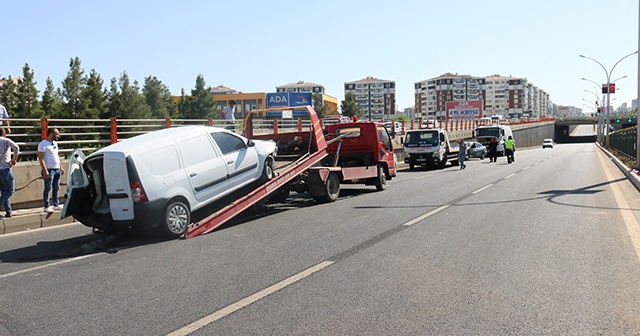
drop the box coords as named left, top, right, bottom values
left=403, top=128, right=460, bottom=170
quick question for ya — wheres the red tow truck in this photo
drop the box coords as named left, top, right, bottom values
left=185, top=105, right=397, bottom=238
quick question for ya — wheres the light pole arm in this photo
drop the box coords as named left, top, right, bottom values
left=580, top=55, right=610, bottom=80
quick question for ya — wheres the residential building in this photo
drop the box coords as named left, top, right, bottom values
left=415, top=73, right=551, bottom=120
left=414, top=73, right=485, bottom=120
left=344, top=76, right=396, bottom=121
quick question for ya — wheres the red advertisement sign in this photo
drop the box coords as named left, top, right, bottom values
left=445, top=100, right=483, bottom=119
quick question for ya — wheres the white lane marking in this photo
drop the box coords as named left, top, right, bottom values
left=504, top=173, right=516, bottom=179
left=403, top=204, right=451, bottom=227
left=167, top=261, right=334, bottom=336
left=0, top=254, right=95, bottom=279
left=597, top=152, right=640, bottom=261
left=522, top=166, right=530, bottom=170
left=472, top=184, right=493, bottom=194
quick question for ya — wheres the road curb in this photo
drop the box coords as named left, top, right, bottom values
left=597, top=143, right=640, bottom=193
left=1, top=210, right=76, bottom=235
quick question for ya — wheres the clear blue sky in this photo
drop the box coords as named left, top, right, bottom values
left=2, top=0, right=638, bottom=113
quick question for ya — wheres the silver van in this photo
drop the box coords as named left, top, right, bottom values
left=62, top=126, right=277, bottom=238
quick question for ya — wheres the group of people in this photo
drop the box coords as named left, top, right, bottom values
left=457, top=135, right=516, bottom=170
left=0, top=103, right=64, bottom=217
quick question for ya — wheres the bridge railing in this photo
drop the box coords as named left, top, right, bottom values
left=609, top=126, right=637, bottom=160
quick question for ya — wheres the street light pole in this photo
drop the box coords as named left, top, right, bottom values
left=584, top=90, right=602, bottom=142
left=580, top=51, right=639, bottom=147
left=582, top=77, right=607, bottom=145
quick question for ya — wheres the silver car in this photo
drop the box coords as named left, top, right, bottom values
left=465, top=141, right=487, bottom=159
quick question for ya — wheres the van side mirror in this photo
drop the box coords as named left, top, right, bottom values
left=247, top=139, right=255, bottom=147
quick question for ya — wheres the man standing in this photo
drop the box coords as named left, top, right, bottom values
left=38, top=128, right=64, bottom=213
left=488, top=137, right=499, bottom=163
left=223, top=100, right=236, bottom=131
left=457, top=139, right=467, bottom=170
left=0, top=128, right=19, bottom=218
left=0, top=103, right=11, bottom=134
left=505, top=135, right=515, bottom=164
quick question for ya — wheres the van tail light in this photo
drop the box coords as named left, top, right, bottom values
left=130, top=181, right=148, bottom=203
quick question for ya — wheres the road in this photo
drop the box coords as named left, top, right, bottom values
left=2, top=143, right=640, bottom=335
left=571, top=124, right=597, bottom=136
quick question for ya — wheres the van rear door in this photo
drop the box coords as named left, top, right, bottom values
left=103, top=151, right=134, bottom=221
left=61, top=149, right=88, bottom=219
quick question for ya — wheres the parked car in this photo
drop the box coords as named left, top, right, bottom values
left=465, top=141, right=487, bottom=159
left=62, top=126, right=277, bottom=238
left=542, top=138, right=554, bottom=149
left=322, top=116, right=351, bottom=125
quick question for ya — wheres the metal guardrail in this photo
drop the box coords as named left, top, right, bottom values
left=609, top=126, right=637, bottom=160
left=5, top=116, right=557, bottom=161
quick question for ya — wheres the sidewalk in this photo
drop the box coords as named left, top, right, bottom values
left=1, top=207, right=76, bottom=234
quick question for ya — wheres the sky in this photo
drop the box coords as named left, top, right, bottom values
left=2, top=0, right=639, bottom=113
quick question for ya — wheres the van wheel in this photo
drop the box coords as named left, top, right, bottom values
left=375, top=165, right=386, bottom=191
left=409, top=163, right=415, bottom=170
left=315, top=172, right=340, bottom=203
left=260, top=156, right=275, bottom=183
left=160, top=201, right=190, bottom=238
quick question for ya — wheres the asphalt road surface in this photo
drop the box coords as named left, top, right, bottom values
left=2, top=143, right=640, bottom=335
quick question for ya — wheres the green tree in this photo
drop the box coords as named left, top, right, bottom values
left=143, top=76, right=175, bottom=119
left=82, top=69, right=106, bottom=119
left=185, top=74, right=216, bottom=119
left=14, top=63, right=42, bottom=118
left=0, top=76, right=19, bottom=113
left=312, top=93, right=330, bottom=118
left=340, top=92, right=362, bottom=119
left=60, top=57, right=89, bottom=119
left=117, top=72, right=151, bottom=119
left=104, top=77, right=122, bottom=119
left=41, top=77, right=62, bottom=118
left=176, top=88, right=190, bottom=119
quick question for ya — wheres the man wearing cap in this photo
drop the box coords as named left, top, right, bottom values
left=223, top=100, right=236, bottom=131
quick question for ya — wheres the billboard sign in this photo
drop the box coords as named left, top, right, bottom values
left=445, top=100, right=483, bottom=119
left=290, top=93, right=312, bottom=107
left=265, top=92, right=314, bottom=117
left=266, top=92, right=290, bottom=108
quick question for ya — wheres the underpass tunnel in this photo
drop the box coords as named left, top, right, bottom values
left=554, top=124, right=596, bottom=144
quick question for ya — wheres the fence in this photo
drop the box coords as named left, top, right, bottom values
left=6, top=116, right=557, bottom=161
left=609, top=126, right=637, bottom=161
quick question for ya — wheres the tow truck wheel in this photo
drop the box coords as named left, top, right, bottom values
left=315, top=172, right=340, bottom=203
left=160, top=201, right=190, bottom=238
left=375, top=165, right=386, bottom=191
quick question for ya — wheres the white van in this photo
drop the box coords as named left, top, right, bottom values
left=62, top=126, right=277, bottom=238
left=474, top=124, right=513, bottom=155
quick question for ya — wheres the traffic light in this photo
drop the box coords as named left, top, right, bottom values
left=602, top=84, right=608, bottom=94
left=615, top=118, right=621, bottom=123
left=628, top=118, right=633, bottom=123
left=597, top=107, right=602, bottom=113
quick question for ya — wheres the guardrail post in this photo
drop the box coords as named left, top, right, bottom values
left=111, top=118, right=118, bottom=144
left=273, top=119, right=278, bottom=134
left=165, top=118, right=171, bottom=128
left=208, top=118, right=213, bottom=127
left=41, top=118, right=48, bottom=140
left=298, top=118, right=302, bottom=132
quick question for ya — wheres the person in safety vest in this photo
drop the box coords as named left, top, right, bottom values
left=505, top=135, right=515, bottom=164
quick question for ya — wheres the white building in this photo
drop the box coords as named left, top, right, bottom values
left=344, top=76, right=396, bottom=121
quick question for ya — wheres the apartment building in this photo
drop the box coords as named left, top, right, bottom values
left=415, top=73, right=552, bottom=119
left=414, top=73, right=485, bottom=119
left=344, top=76, right=396, bottom=120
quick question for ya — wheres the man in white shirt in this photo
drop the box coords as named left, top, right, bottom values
left=0, top=127, right=19, bottom=217
left=222, top=100, right=236, bottom=131
left=0, top=103, right=11, bottom=134
left=38, top=128, right=64, bottom=213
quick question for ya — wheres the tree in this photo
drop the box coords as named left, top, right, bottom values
left=185, top=74, right=216, bottom=119
left=312, top=93, right=330, bottom=118
left=104, top=77, right=122, bottom=119
left=14, top=64, right=42, bottom=118
left=116, top=72, right=151, bottom=119
left=81, top=69, right=106, bottom=119
left=0, top=76, right=18, bottom=114
left=143, top=76, right=175, bottom=119
left=176, top=88, right=190, bottom=119
left=60, top=57, right=88, bottom=119
left=340, top=92, right=362, bottom=119
left=41, top=77, right=62, bottom=118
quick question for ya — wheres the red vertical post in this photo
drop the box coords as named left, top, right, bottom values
left=111, top=118, right=118, bottom=144
left=298, top=118, right=302, bottom=131
left=165, top=118, right=171, bottom=128
left=208, top=118, right=213, bottom=126
left=41, top=118, right=48, bottom=141
left=273, top=119, right=279, bottom=134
